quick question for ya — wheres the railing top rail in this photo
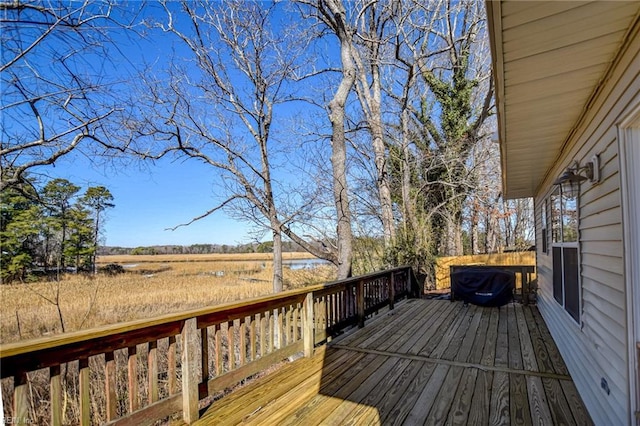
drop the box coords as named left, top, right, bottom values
left=0, top=266, right=412, bottom=361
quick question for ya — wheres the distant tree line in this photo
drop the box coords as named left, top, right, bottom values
left=99, top=240, right=323, bottom=256
left=1, top=173, right=114, bottom=282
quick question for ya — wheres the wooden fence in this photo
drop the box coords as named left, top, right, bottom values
left=435, top=252, right=536, bottom=290
left=0, top=266, right=418, bottom=425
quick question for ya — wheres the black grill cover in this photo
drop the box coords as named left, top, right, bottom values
left=451, top=267, right=515, bottom=307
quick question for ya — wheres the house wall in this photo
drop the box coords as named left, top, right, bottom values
left=534, top=27, right=639, bottom=426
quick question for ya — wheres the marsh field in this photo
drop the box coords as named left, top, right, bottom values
left=0, top=252, right=336, bottom=344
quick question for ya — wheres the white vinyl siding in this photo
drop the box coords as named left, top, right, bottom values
left=535, top=30, right=639, bottom=426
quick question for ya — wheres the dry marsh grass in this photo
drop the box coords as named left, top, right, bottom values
left=1, top=253, right=336, bottom=344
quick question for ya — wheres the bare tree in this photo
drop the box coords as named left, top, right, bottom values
left=351, top=0, right=396, bottom=248
left=0, top=1, right=140, bottom=191
left=293, top=0, right=358, bottom=279
left=130, top=0, right=344, bottom=290
left=388, top=0, right=493, bottom=260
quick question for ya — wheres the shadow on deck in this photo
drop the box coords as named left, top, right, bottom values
left=194, top=299, right=593, bottom=425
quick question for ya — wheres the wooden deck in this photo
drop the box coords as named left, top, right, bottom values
left=193, top=299, right=593, bottom=425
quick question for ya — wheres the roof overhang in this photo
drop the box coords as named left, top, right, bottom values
left=486, top=1, right=640, bottom=199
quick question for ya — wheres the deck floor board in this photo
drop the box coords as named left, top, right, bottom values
left=194, top=299, right=593, bottom=425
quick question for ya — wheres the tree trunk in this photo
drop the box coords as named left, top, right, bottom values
left=330, top=103, right=353, bottom=279
left=353, top=34, right=395, bottom=247
left=442, top=209, right=464, bottom=256
left=272, top=228, right=283, bottom=293
left=323, top=0, right=356, bottom=279
left=470, top=208, right=479, bottom=255
left=370, top=106, right=395, bottom=246
left=271, top=228, right=283, bottom=346
left=93, top=211, right=100, bottom=275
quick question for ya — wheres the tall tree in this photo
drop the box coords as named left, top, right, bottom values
left=80, top=186, right=114, bottom=273
left=0, top=174, right=41, bottom=281
left=1, top=174, right=113, bottom=281
left=297, top=0, right=358, bottom=278
left=387, top=0, right=493, bottom=269
left=351, top=0, right=396, bottom=248
left=133, top=0, right=333, bottom=291
left=41, top=178, right=80, bottom=269
left=414, top=0, right=493, bottom=257
left=64, top=203, right=94, bottom=270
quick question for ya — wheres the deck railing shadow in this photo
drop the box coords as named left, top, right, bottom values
left=0, top=266, right=419, bottom=425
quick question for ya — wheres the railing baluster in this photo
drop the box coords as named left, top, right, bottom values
left=147, top=340, right=158, bottom=404
left=215, top=324, right=223, bottom=376
left=259, top=313, right=266, bottom=358
left=240, top=318, right=247, bottom=366
left=149, top=341, right=159, bottom=403
left=285, top=306, right=292, bottom=345
left=321, top=297, right=327, bottom=330
left=201, top=328, right=209, bottom=381
left=357, top=279, right=365, bottom=328
left=250, top=314, right=257, bottom=362
left=228, top=321, right=235, bottom=370
left=389, top=271, right=395, bottom=310
left=329, top=294, right=334, bottom=328
left=278, top=308, right=285, bottom=349
left=79, top=358, right=90, bottom=425
left=127, top=347, right=138, bottom=413
left=292, top=305, right=299, bottom=341
left=105, top=352, right=117, bottom=421
left=50, top=365, right=62, bottom=425
left=267, top=311, right=273, bottom=353
left=168, top=336, right=177, bottom=396
left=303, top=292, right=314, bottom=357
left=14, top=372, right=29, bottom=425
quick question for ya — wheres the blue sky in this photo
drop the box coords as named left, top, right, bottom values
left=3, top=2, right=358, bottom=248
left=42, top=153, right=255, bottom=247
left=11, top=2, right=320, bottom=248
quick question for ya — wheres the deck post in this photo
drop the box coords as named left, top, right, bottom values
left=357, top=279, right=365, bottom=328
left=182, top=317, right=200, bottom=424
left=303, top=292, right=314, bottom=357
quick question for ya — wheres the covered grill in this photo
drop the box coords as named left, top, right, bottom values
left=450, top=266, right=515, bottom=307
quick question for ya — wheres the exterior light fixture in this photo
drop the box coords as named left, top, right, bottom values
left=553, top=155, right=601, bottom=186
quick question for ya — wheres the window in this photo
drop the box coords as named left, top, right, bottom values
left=551, top=185, right=580, bottom=323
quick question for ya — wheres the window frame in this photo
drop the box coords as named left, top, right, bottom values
left=550, top=185, right=582, bottom=325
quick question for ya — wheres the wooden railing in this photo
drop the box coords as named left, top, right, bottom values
left=0, top=266, right=418, bottom=425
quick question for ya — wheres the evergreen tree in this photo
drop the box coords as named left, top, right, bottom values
left=0, top=175, right=114, bottom=282
left=0, top=182, right=41, bottom=281
left=64, top=204, right=94, bottom=271
left=41, top=179, right=81, bottom=270
left=80, top=186, right=114, bottom=273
